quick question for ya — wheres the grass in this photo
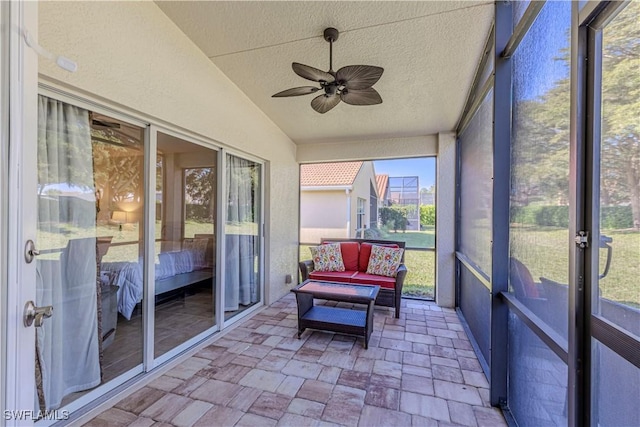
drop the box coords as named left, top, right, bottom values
left=511, top=226, right=639, bottom=307
left=374, top=227, right=435, bottom=249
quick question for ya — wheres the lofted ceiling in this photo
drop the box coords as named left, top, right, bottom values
left=157, top=1, right=493, bottom=145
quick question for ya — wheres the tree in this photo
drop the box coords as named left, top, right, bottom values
left=513, top=2, right=639, bottom=228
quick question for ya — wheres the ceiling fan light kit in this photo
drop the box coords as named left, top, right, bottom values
left=272, top=27, right=384, bottom=114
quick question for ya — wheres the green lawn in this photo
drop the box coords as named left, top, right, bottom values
left=511, top=226, right=639, bottom=307
left=375, top=227, right=435, bottom=248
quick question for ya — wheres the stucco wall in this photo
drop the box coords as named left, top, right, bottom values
left=38, top=1, right=299, bottom=303
left=300, top=190, right=348, bottom=243
left=436, top=132, right=456, bottom=307
left=350, top=162, right=377, bottom=235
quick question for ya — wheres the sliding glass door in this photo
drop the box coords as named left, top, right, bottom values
left=154, top=132, right=217, bottom=359
left=21, top=90, right=266, bottom=418
left=35, top=97, right=145, bottom=412
left=224, top=154, right=262, bottom=321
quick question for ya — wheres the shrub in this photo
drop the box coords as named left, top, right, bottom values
left=420, top=205, right=436, bottom=228
left=511, top=205, right=633, bottom=229
left=380, top=206, right=409, bottom=232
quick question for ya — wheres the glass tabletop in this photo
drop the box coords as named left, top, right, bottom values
left=297, top=281, right=379, bottom=299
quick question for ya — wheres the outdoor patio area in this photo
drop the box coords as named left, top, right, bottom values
left=83, top=295, right=507, bottom=426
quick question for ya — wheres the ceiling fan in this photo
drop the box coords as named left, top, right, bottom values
left=272, top=27, right=384, bottom=114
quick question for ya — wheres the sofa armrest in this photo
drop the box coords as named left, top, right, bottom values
left=395, top=264, right=407, bottom=291
left=299, top=260, right=314, bottom=282
left=393, top=264, right=408, bottom=318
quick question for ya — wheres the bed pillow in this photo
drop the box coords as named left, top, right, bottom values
left=309, top=243, right=345, bottom=272
left=366, top=244, right=404, bottom=277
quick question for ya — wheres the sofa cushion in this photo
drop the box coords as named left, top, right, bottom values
left=309, top=243, right=345, bottom=272
left=324, top=241, right=359, bottom=271
left=309, top=270, right=357, bottom=282
left=359, top=242, right=399, bottom=272
left=350, top=272, right=397, bottom=289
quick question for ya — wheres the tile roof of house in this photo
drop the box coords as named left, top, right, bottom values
left=300, top=162, right=364, bottom=187
left=376, top=174, right=388, bottom=199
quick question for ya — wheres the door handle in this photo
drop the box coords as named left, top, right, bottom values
left=24, top=301, right=53, bottom=327
left=24, top=240, right=40, bottom=263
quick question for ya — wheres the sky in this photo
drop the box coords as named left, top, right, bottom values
left=373, top=158, right=436, bottom=190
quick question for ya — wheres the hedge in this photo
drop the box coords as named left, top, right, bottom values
left=511, top=205, right=633, bottom=229
left=420, top=205, right=436, bottom=228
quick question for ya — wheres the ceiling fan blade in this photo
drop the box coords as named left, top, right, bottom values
left=272, top=86, right=320, bottom=97
left=292, top=62, right=335, bottom=83
left=311, top=94, right=340, bottom=114
left=340, top=87, right=383, bottom=106
left=336, top=65, right=384, bottom=90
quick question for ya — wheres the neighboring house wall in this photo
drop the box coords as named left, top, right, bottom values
left=38, top=1, right=300, bottom=302
left=349, top=162, right=377, bottom=236
left=300, top=190, right=349, bottom=243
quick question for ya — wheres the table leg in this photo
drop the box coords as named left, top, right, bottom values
left=295, top=293, right=313, bottom=340
left=365, top=300, right=375, bottom=349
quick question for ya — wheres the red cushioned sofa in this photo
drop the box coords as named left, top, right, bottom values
left=299, top=238, right=407, bottom=318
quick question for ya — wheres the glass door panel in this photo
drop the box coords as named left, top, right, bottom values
left=594, top=0, right=640, bottom=326
left=592, top=3, right=640, bottom=425
left=36, top=97, right=144, bottom=411
left=154, top=133, right=217, bottom=358
left=224, top=154, right=262, bottom=321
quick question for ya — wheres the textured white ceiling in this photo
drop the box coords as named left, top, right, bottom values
left=157, top=1, right=493, bottom=145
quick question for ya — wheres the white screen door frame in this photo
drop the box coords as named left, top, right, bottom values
left=5, top=2, right=43, bottom=425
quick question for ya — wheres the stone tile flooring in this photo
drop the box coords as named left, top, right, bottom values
left=84, top=295, right=507, bottom=426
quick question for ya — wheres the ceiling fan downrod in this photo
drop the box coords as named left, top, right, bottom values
left=323, top=27, right=339, bottom=74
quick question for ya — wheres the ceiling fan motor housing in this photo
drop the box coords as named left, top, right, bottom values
left=323, top=27, right=339, bottom=43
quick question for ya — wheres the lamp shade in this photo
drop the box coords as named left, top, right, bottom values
left=111, top=211, right=128, bottom=223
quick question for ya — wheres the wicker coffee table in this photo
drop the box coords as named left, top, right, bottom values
left=291, top=280, right=380, bottom=349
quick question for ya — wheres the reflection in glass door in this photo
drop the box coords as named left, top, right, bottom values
left=224, top=154, right=262, bottom=321
left=154, top=132, right=217, bottom=358
left=36, top=97, right=144, bottom=411
left=591, top=3, right=640, bottom=425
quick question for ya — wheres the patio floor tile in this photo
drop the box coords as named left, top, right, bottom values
left=84, top=295, right=505, bottom=426
left=358, top=405, right=411, bottom=427
left=286, top=397, right=325, bottom=417
left=170, top=400, right=213, bottom=427
left=238, top=369, right=286, bottom=393
left=248, top=391, right=292, bottom=420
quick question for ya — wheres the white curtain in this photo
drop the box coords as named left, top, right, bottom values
left=36, top=96, right=100, bottom=410
left=225, top=155, right=260, bottom=311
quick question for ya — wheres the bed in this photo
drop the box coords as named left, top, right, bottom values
left=101, top=238, right=212, bottom=320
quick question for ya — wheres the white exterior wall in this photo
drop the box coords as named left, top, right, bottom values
left=350, top=162, right=377, bottom=236
left=38, top=1, right=300, bottom=302
left=436, top=132, right=456, bottom=307
left=300, top=190, right=348, bottom=243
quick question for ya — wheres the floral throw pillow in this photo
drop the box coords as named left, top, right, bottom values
left=366, top=245, right=404, bottom=277
left=309, top=243, right=345, bottom=272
